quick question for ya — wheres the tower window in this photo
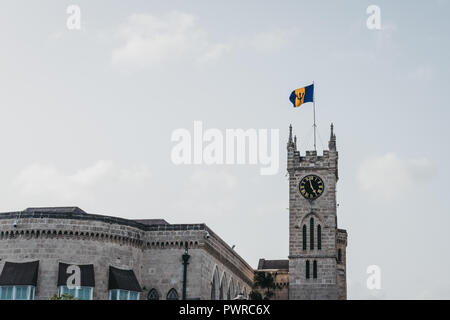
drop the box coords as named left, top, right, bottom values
left=313, top=261, right=317, bottom=279
left=305, top=260, right=310, bottom=279
left=317, top=225, right=322, bottom=250
left=310, top=217, right=314, bottom=250
left=302, top=225, right=307, bottom=251
left=338, top=249, right=342, bottom=264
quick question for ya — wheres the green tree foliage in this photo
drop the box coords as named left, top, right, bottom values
left=252, top=271, right=280, bottom=300
left=248, top=290, right=263, bottom=300
left=49, top=293, right=79, bottom=300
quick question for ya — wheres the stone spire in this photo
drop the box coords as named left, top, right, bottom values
left=328, top=123, right=337, bottom=151
left=294, top=135, right=297, bottom=151
left=287, top=124, right=295, bottom=149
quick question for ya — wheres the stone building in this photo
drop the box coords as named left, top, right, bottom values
left=255, top=259, right=289, bottom=300
left=0, top=124, right=348, bottom=301
left=0, top=207, right=253, bottom=300
left=258, top=124, right=348, bottom=300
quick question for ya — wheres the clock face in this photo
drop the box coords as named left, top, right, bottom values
left=299, top=175, right=324, bottom=200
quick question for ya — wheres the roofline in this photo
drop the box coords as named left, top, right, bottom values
left=0, top=210, right=206, bottom=232
left=0, top=208, right=255, bottom=276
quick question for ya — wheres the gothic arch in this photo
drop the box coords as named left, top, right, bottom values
left=210, top=265, right=220, bottom=300
left=236, top=282, right=241, bottom=297
left=219, top=272, right=227, bottom=300
left=298, top=212, right=325, bottom=228
left=227, top=278, right=235, bottom=300
left=147, top=288, right=159, bottom=300
left=167, top=288, right=178, bottom=300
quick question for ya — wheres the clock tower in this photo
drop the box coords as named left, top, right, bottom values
left=287, top=124, right=347, bottom=300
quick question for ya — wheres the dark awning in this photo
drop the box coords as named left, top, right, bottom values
left=57, top=263, right=95, bottom=287
left=0, top=261, right=39, bottom=286
left=108, top=266, right=142, bottom=292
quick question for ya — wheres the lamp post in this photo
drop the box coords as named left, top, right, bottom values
left=182, top=244, right=190, bottom=300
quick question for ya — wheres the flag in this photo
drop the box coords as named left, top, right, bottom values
left=289, top=84, right=314, bottom=108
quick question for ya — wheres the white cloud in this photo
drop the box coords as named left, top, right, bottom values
left=13, top=161, right=151, bottom=202
left=189, top=169, right=237, bottom=191
left=70, top=160, right=114, bottom=185
left=111, top=12, right=230, bottom=68
left=420, top=283, right=450, bottom=299
left=357, top=153, right=434, bottom=199
left=169, top=169, right=238, bottom=221
left=119, top=164, right=152, bottom=182
left=249, top=28, right=294, bottom=53
left=413, top=65, right=433, bottom=82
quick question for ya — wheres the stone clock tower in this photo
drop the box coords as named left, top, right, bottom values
left=287, top=124, right=347, bottom=300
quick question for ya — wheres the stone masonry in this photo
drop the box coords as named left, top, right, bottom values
left=287, top=124, right=348, bottom=300
left=0, top=207, right=253, bottom=300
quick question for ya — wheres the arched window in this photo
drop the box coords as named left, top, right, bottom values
left=302, top=225, right=307, bottom=251
left=227, top=286, right=231, bottom=300
left=310, top=217, right=314, bottom=250
left=317, top=225, right=322, bottom=250
left=338, top=249, right=342, bottom=264
left=211, top=277, right=216, bottom=300
left=313, top=260, right=318, bottom=279
left=167, top=288, right=178, bottom=300
left=219, top=282, right=223, bottom=300
left=147, top=288, right=159, bottom=300
left=305, top=260, right=310, bottom=279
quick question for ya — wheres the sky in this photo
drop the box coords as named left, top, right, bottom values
left=0, top=0, right=449, bottom=299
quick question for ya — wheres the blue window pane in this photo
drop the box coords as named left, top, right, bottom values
left=110, top=289, right=118, bottom=300
left=77, top=287, right=92, bottom=300
left=129, top=291, right=139, bottom=300
left=119, top=290, right=128, bottom=300
left=0, top=286, right=13, bottom=300
left=67, top=287, right=76, bottom=297
left=15, top=286, right=29, bottom=300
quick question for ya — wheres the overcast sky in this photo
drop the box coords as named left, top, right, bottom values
left=1, top=0, right=449, bottom=299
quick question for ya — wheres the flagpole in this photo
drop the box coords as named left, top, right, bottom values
left=313, top=81, right=316, bottom=151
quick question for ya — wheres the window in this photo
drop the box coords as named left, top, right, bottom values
left=0, top=286, right=35, bottom=300
left=167, top=288, right=178, bottom=300
left=305, top=260, right=310, bottom=279
left=211, top=277, right=216, bottom=300
left=302, top=225, right=307, bottom=251
left=147, top=288, right=159, bottom=300
left=313, top=260, right=318, bottom=279
left=109, top=289, right=140, bottom=300
left=310, top=218, right=314, bottom=250
left=338, top=249, right=342, bottom=264
left=219, top=282, right=223, bottom=300
left=317, top=225, right=322, bottom=250
left=58, top=286, right=93, bottom=300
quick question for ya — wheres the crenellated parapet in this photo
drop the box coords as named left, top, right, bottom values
left=287, top=124, right=338, bottom=180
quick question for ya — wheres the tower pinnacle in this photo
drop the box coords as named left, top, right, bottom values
left=328, top=123, right=336, bottom=151
left=287, top=124, right=295, bottom=149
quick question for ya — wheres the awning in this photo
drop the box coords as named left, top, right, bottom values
left=57, top=263, right=95, bottom=287
left=108, top=266, right=142, bottom=292
left=0, top=261, right=39, bottom=286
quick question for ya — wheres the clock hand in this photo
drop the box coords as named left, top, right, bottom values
left=309, top=180, right=317, bottom=195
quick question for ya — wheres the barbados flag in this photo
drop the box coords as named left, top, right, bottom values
left=289, top=84, right=314, bottom=108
